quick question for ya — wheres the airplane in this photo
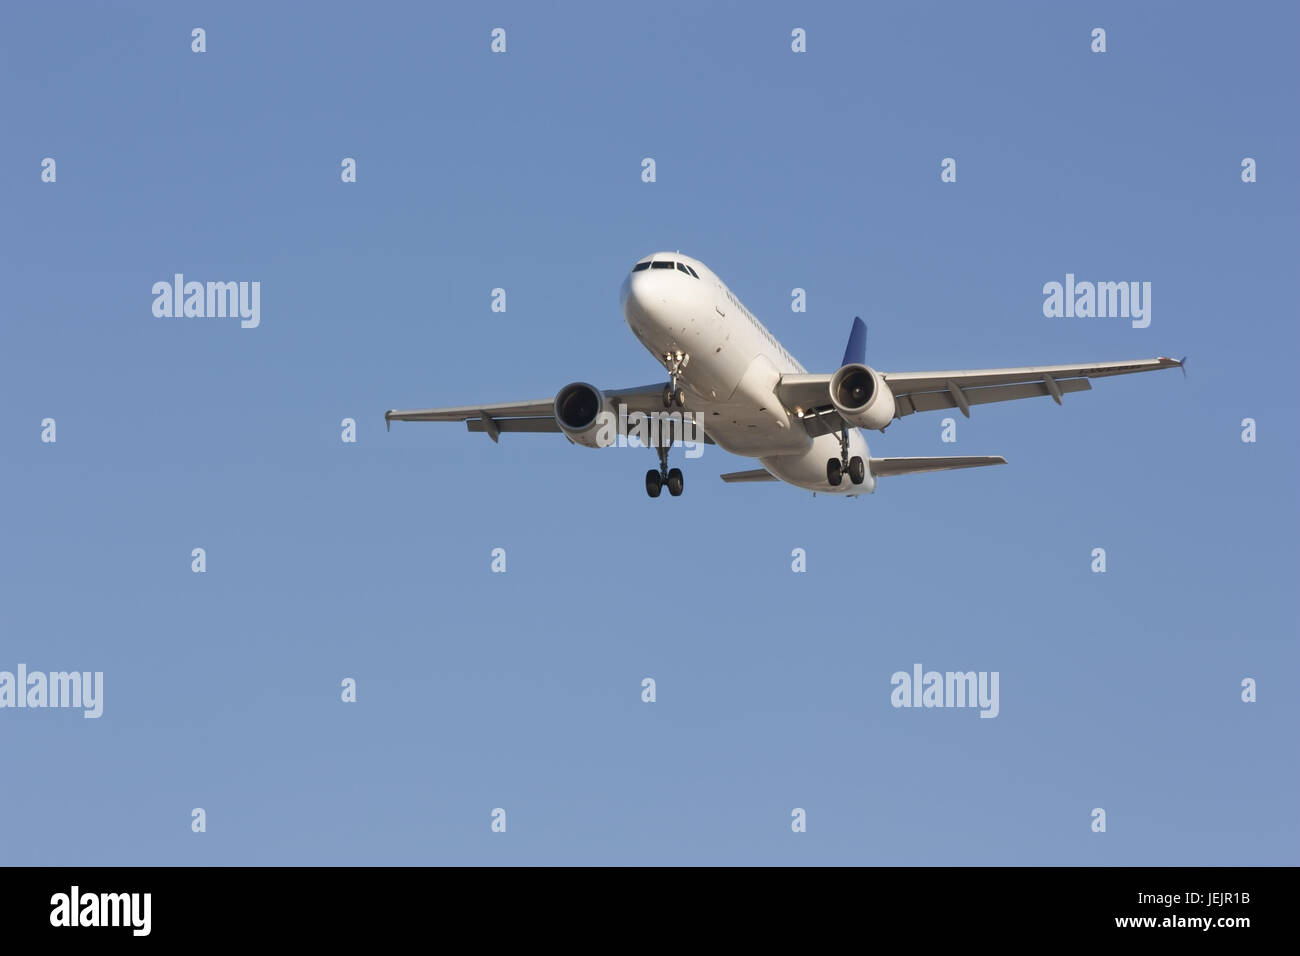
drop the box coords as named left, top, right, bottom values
left=386, top=252, right=1183, bottom=498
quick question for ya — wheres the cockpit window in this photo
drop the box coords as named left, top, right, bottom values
left=636, top=258, right=698, bottom=277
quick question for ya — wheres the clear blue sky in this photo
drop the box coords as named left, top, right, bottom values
left=2, top=1, right=1296, bottom=865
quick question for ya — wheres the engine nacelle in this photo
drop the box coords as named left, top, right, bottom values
left=553, top=382, right=616, bottom=448
left=829, top=363, right=896, bottom=430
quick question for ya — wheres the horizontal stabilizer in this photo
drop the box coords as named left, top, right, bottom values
left=870, top=456, right=1007, bottom=477
left=719, top=469, right=778, bottom=483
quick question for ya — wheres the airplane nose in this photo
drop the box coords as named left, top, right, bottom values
left=622, top=269, right=672, bottom=326
left=621, top=262, right=707, bottom=346
left=622, top=270, right=651, bottom=325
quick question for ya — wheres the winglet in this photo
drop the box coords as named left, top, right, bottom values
left=841, top=317, right=867, bottom=368
left=385, top=410, right=392, bottom=432
left=1179, top=355, right=1188, bottom=379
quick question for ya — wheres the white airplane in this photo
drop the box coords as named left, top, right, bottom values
left=386, top=252, right=1183, bottom=497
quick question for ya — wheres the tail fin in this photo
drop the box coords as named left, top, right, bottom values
left=841, top=317, right=867, bottom=367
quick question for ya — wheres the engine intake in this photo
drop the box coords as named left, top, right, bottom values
left=829, top=363, right=896, bottom=430
left=553, top=382, right=615, bottom=448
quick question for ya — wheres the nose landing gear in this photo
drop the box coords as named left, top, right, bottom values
left=661, top=351, right=690, bottom=408
left=826, top=425, right=866, bottom=488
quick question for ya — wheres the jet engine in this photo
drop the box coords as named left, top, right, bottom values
left=553, top=382, right=616, bottom=448
left=828, top=364, right=896, bottom=431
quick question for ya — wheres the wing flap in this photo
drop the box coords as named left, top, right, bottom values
left=896, top=377, right=1091, bottom=416
left=466, top=418, right=561, bottom=434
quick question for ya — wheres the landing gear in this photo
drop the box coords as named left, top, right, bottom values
left=661, top=384, right=686, bottom=408
left=661, top=350, right=690, bottom=408
left=826, top=426, right=867, bottom=487
left=645, top=421, right=686, bottom=498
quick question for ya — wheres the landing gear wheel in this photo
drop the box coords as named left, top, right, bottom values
left=663, top=384, right=687, bottom=408
left=649, top=426, right=684, bottom=498
left=848, top=456, right=866, bottom=485
left=826, top=458, right=843, bottom=487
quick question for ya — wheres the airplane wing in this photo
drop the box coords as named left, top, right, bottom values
left=385, top=383, right=714, bottom=443
left=776, top=356, right=1183, bottom=436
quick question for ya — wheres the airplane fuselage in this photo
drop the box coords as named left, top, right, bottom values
left=620, top=252, right=873, bottom=495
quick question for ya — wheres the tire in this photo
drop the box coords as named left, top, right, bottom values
left=662, top=385, right=674, bottom=408
left=849, top=456, right=866, bottom=484
left=645, top=469, right=663, bottom=498
left=667, top=467, right=684, bottom=497
left=826, top=458, right=843, bottom=487
left=674, top=389, right=686, bottom=408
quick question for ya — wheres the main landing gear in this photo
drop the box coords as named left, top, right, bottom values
left=645, top=417, right=685, bottom=498
left=826, top=426, right=866, bottom=487
left=645, top=439, right=684, bottom=498
left=645, top=465, right=684, bottom=498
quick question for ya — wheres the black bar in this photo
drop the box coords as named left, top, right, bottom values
left=0, top=866, right=1283, bottom=943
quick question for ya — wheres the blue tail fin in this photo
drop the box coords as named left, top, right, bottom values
left=841, top=317, right=867, bottom=367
